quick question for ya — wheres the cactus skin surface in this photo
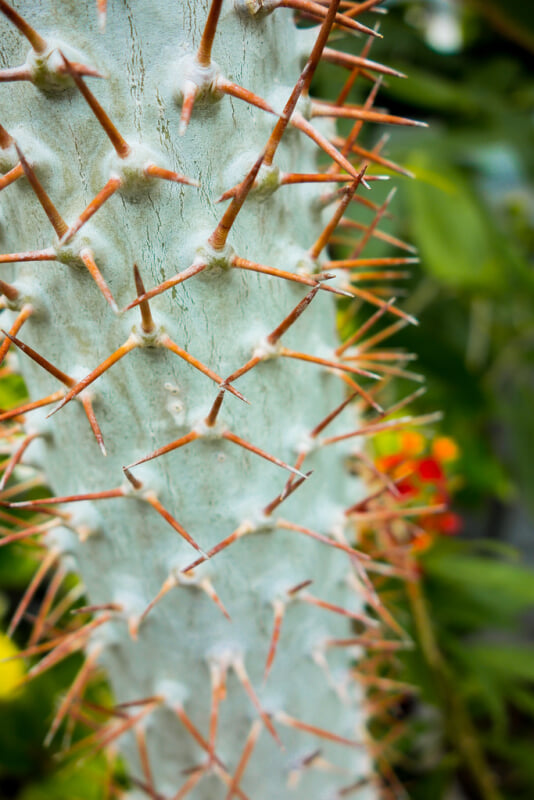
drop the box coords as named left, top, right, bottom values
left=0, top=1, right=417, bottom=798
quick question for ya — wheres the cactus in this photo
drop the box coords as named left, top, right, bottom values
left=0, top=2, right=433, bottom=798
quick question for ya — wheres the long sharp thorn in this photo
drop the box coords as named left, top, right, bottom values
left=135, top=726, right=155, bottom=796
left=323, top=47, right=405, bottom=81
left=124, top=261, right=207, bottom=311
left=216, top=77, right=275, bottom=115
left=0, top=430, right=39, bottom=491
left=312, top=101, right=428, bottom=128
left=0, top=519, right=59, bottom=548
left=1, top=330, right=74, bottom=386
left=62, top=176, right=122, bottom=243
left=223, top=431, right=307, bottom=478
left=175, top=704, right=226, bottom=769
left=145, top=495, right=206, bottom=555
left=125, top=430, right=199, bottom=470
left=44, top=644, right=102, bottom=746
left=0, top=0, right=47, bottom=52
left=280, top=347, right=380, bottom=380
left=275, top=711, right=361, bottom=748
left=233, top=657, right=282, bottom=748
left=349, top=503, right=447, bottom=522
left=263, top=599, right=285, bottom=682
left=264, top=0, right=342, bottom=165
left=225, top=720, right=262, bottom=800
left=15, top=145, right=68, bottom=237
left=342, top=285, right=419, bottom=325
left=309, top=391, right=359, bottom=438
left=280, top=0, right=378, bottom=37
left=81, top=395, right=107, bottom=455
left=143, top=162, right=199, bottom=187
left=205, top=389, right=226, bottom=427
left=0, top=123, right=14, bottom=148
left=0, top=390, right=65, bottom=422
left=8, top=487, right=124, bottom=509
left=299, top=592, right=378, bottom=627
left=171, top=768, right=205, bottom=800
left=197, top=0, right=224, bottom=66
left=262, top=471, right=312, bottom=517
left=208, top=152, right=265, bottom=251
left=48, top=337, right=138, bottom=417
left=231, top=255, right=350, bottom=298
left=267, top=286, right=320, bottom=345
left=291, top=112, right=360, bottom=178
left=133, top=263, right=155, bottom=334
left=208, top=661, right=226, bottom=763
left=0, top=161, right=24, bottom=191
left=0, top=305, right=33, bottom=367
left=309, top=172, right=366, bottom=260
left=0, top=279, right=19, bottom=301
left=8, top=548, right=58, bottom=637
left=0, top=248, right=56, bottom=264
left=276, top=519, right=369, bottom=561
left=161, top=336, right=246, bottom=402
left=59, top=52, right=131, bottom=158
left=336, top=297, right=397, bottom=356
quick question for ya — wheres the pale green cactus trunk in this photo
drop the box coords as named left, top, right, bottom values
left=0, top=2, right=379, bottom=798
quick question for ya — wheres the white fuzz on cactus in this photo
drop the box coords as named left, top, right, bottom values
left=0, top=1, right=426, bottom=798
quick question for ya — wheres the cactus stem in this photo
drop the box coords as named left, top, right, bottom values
left=225, top=720, right=263, bottom=800
left=15, top=143, right=68, bottom=236
left=0, top=161, right=23, bottom=190
left=0, top=0, right=47, bottom=53
left=60, top=52, right=131, bottom=159
left=275, top=710, right=361, bottom=748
